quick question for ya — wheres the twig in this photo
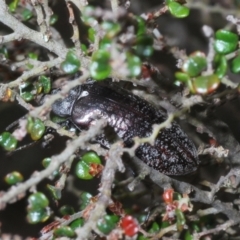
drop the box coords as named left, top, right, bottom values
left=8, top=57, right=63, bottom=88
left=193, top=220, right=235, bottom=240
left=0, top=0, right=67, bottom=58
left=67, top=1, right=81, bottom=49
left=110, top=0, right=119, bottom=14
left=75, top=141, right=125, bottom=240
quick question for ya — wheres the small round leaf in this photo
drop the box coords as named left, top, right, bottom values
left=231, top=55, right=240, bottom=73
left=168, top=2, right=190, bottom=18
left=28, top=192, right=49, bottom=210
left=182, top=52, right=207, bottom=77
left=214, top=30, right=238, bottom=54
left=90, top=50, right=111, bottom=80
left=5, top=171, right=23, bottom=185
left=27, top=208, right=50, bottom=224
left=192, top=74, right=220, bottom=95
left=61, top=51, right=81, bottom=74
left=0, top=132, right=17, bottom=151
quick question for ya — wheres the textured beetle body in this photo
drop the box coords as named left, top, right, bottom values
left=52, top=82, right=199, bottom=175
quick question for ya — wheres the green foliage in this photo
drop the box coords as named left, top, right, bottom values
left=37, top=75, right=51, bottom=94
left=0, top=46, right=9, bottom=59
left=127, top=53, right=142, bottom=77
left=53, top=226, right=76, bottom=237
left=50, top=14, right=58, bottom=25
left=192, top=74, right=220, bottom=95
left=27, top=208, right=50, bottom=224
left=22, top=8, right=33, bottom=21
left=97, top=214, right=119, bottom=234
left=21, top=92, right=34, bottom=102
left=70, top=218, right=84, bottom=230
left=47, top=184, right=62, bottom=200
left=215, top=54, right=227, bottom=78
left=214, top=30, right=238, bottom=54
left=231, top=55, right=240, bottom=73
left=61, top=50, right=81, bottom=74
left=175, top=209, right=185, bottom=231
left=182, top=52, right=207, bottom=77
left=101, top=21, right=121, bottom=38
left=90, top=50, right=111, bottom=80
left=28, top=192, right=49, bottom=210
left=80, top=192, right=93, bottom=210
left=135, top=34, right=154, bottom=57
left=59, top=205, right=75, bottom=216
left=166, top=0, right=190, bottom=18
left=0, top=132, right=17, bottom=151
left=75, top=152, right=102, bottom=180
left=4, top=171, right=23, bottom=185
left=27, top=117, right=45, bottom=141
left=8, top=0, right=19, bottom=12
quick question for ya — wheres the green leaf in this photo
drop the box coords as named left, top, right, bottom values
left=9, top=0, right=19, bottom=12
left=167, top=1, right=190, bottom=18
left=101, top=21, right=121, bottom=38
left=27, top=208, right=50, bottom=224
left=175, top=209, right=185, bottom=231
left=54, top=226, right=75, bottom=238
left=215, top=54, right=227, bottom=78
left=0, top=132, right=17, bottom=151
left=4, top=171, right=23, bottom=185
left=27, top=118, right=45, bottom=141
left=28, top=192, right=49, bottom=210
left=97, top=215, right=119, bottom=234
left=21, top=92, right=34, bottom=102
left=59, top=205, right=75, bottom=216
left=70, top=218, right=84, bottom=230
left=214, top=30, right=238, bottom=54
left=42, top=158, right=51, bottom=168
left=75, top=161, right=95, bottom=180
left=47, top=184, right=62, bottom=200
left=99, top=38, right=112, bottom=50
left=38, top=75, right=51, bottom=94
left=127, top=53, right=141, bottom=77
left=81, top=6, right=96, bottom=26
left=160, top=221, right=170, bottom=229
left=149, top=222, right=160, bottom=233
left=135, top=34, right=153, bottom=57
left=0, top=46, right=9, bottom=59
left=88, top=27, right=95, bottom=43
left=28, top=52, right=38, bottom=60
left=61, top=51, right=81, bottom=74
left=80, top=192, right=92, bottom=210
left=184, top=230, right=194, bottom=240
left=175, top=72, right=190, bottom=82
left=182, top=52, right=207, bottom=77
left=90, top=50, right=111, bottom=80
left=192, top=74, right=220, bottom=95
left=231, top=55, right=240, bottom=73
left=82, top=152, right=102, bottom=164
left=50, top=14, right=58, bottom=25
left=135, top=16, right=146, bottom=36
left=22, top=8, right=33, bottom=21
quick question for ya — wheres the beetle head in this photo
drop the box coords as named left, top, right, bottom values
left=52, top=86, right=81, bottom=117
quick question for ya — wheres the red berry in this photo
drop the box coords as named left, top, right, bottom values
left=163, top=188, right=174, bottom=204
left=120, top=215, right=139, bottom=237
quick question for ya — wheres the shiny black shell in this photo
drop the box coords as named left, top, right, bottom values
left=52, top=82, right=199, bottom=175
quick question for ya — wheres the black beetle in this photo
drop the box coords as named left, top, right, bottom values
left=52, top=81, right=199, bottom=175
